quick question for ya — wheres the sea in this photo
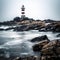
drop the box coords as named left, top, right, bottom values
left=0, top=26, right=60, bottom=58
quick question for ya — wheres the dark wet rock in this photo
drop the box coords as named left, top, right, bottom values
left=13, top=17, right=21, bottom=22
left=52, top=24, right=60, bottom=32
left=56, top=34, right=60, bottom=37
left=0, top=28, right=5, bottom=31
left=14, top=24, right=41, bottom=31
left=32, top=40, right=50, bottom=52
left=48, top=22, right=60, bottom=32
left=14, top=25, right=29, bottom=31
left=31, top=35, right=49, bottom=42
left=0, top=21, right=16, bottom=26
left=39, top=22, right=60, bottom=32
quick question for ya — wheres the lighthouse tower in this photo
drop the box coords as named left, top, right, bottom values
left=21, top=5, right=25, bottom=20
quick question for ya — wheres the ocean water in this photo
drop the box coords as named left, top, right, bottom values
left=0, top=26, right=60, bottom=58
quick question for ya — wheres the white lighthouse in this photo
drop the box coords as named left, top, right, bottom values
left=21, top=5, right=25, bottom=20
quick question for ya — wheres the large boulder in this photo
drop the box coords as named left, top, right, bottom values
left=42, top=40, right=60, bottom=49
left=32, top=40, right=50, bottom=52
left=41, top=40, right=60, bottom=55
left=31, top=35, right=49, bottom=42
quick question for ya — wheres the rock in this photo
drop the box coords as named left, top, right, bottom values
left=42, top=40, right=60, bottom=49
left=41, top=56, right=47, bottom=60
left=51, top=22, right=60, bottom=32
left=41, top=40, right=60, bottom=55
left=52, top=25, right=60, bottom=32
left=0, top=28, right=5, bottom=31
left=32, top=40, right=50, bottom=52
left=14, top=24, right=41, bottom=31
left=41, top=46, right=54, bottom=55
left=31, top=35, right=49, bottom=42
left=56, top=34, right=60, bottom=37
left=14, top=25, right=29, bottom=31
left=39, top=22, right=60, bottom=32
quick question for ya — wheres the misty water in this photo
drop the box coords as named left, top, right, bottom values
left=0, top=26, right=60, bottom=58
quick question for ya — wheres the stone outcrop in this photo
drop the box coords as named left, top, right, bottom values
left=39, top=22, right=60, bottom=32
left=32, top=40, right=50, bottom=51
left=14, top=24, right=44, bottom=31
left=32, top=35, right=60, bottom=60
left=41, top=40, right=60, bottom=54
left=31, top=35, right=49, bottom=42
left=40, top=40, right=60, bottom=60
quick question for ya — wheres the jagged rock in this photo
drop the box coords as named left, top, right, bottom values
left=14, top=24, right=41, bottom=31
left=41, top=40, right=60, bottom=55
left=39, top=22, right=60, bottom=32
left=42, top=40, right=60, bottom=49
left=32, top=40, right=50, bottom=51
left=14, top=25, right=29, bottom=31
left=48, top=22, right=60, bottom=32
left=31, top=35, right=49, bottom=42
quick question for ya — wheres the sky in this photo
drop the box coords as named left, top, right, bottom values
left=0, top=0, right=60, bottom=22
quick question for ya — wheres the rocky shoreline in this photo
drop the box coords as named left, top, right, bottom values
left=0, top=19, right=60, bottom=32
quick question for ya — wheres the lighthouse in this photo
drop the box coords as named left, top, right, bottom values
left=21, top=5, right=25, bottom=20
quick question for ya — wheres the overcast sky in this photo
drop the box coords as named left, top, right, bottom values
left=0, top=0, right=60, bottom=22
